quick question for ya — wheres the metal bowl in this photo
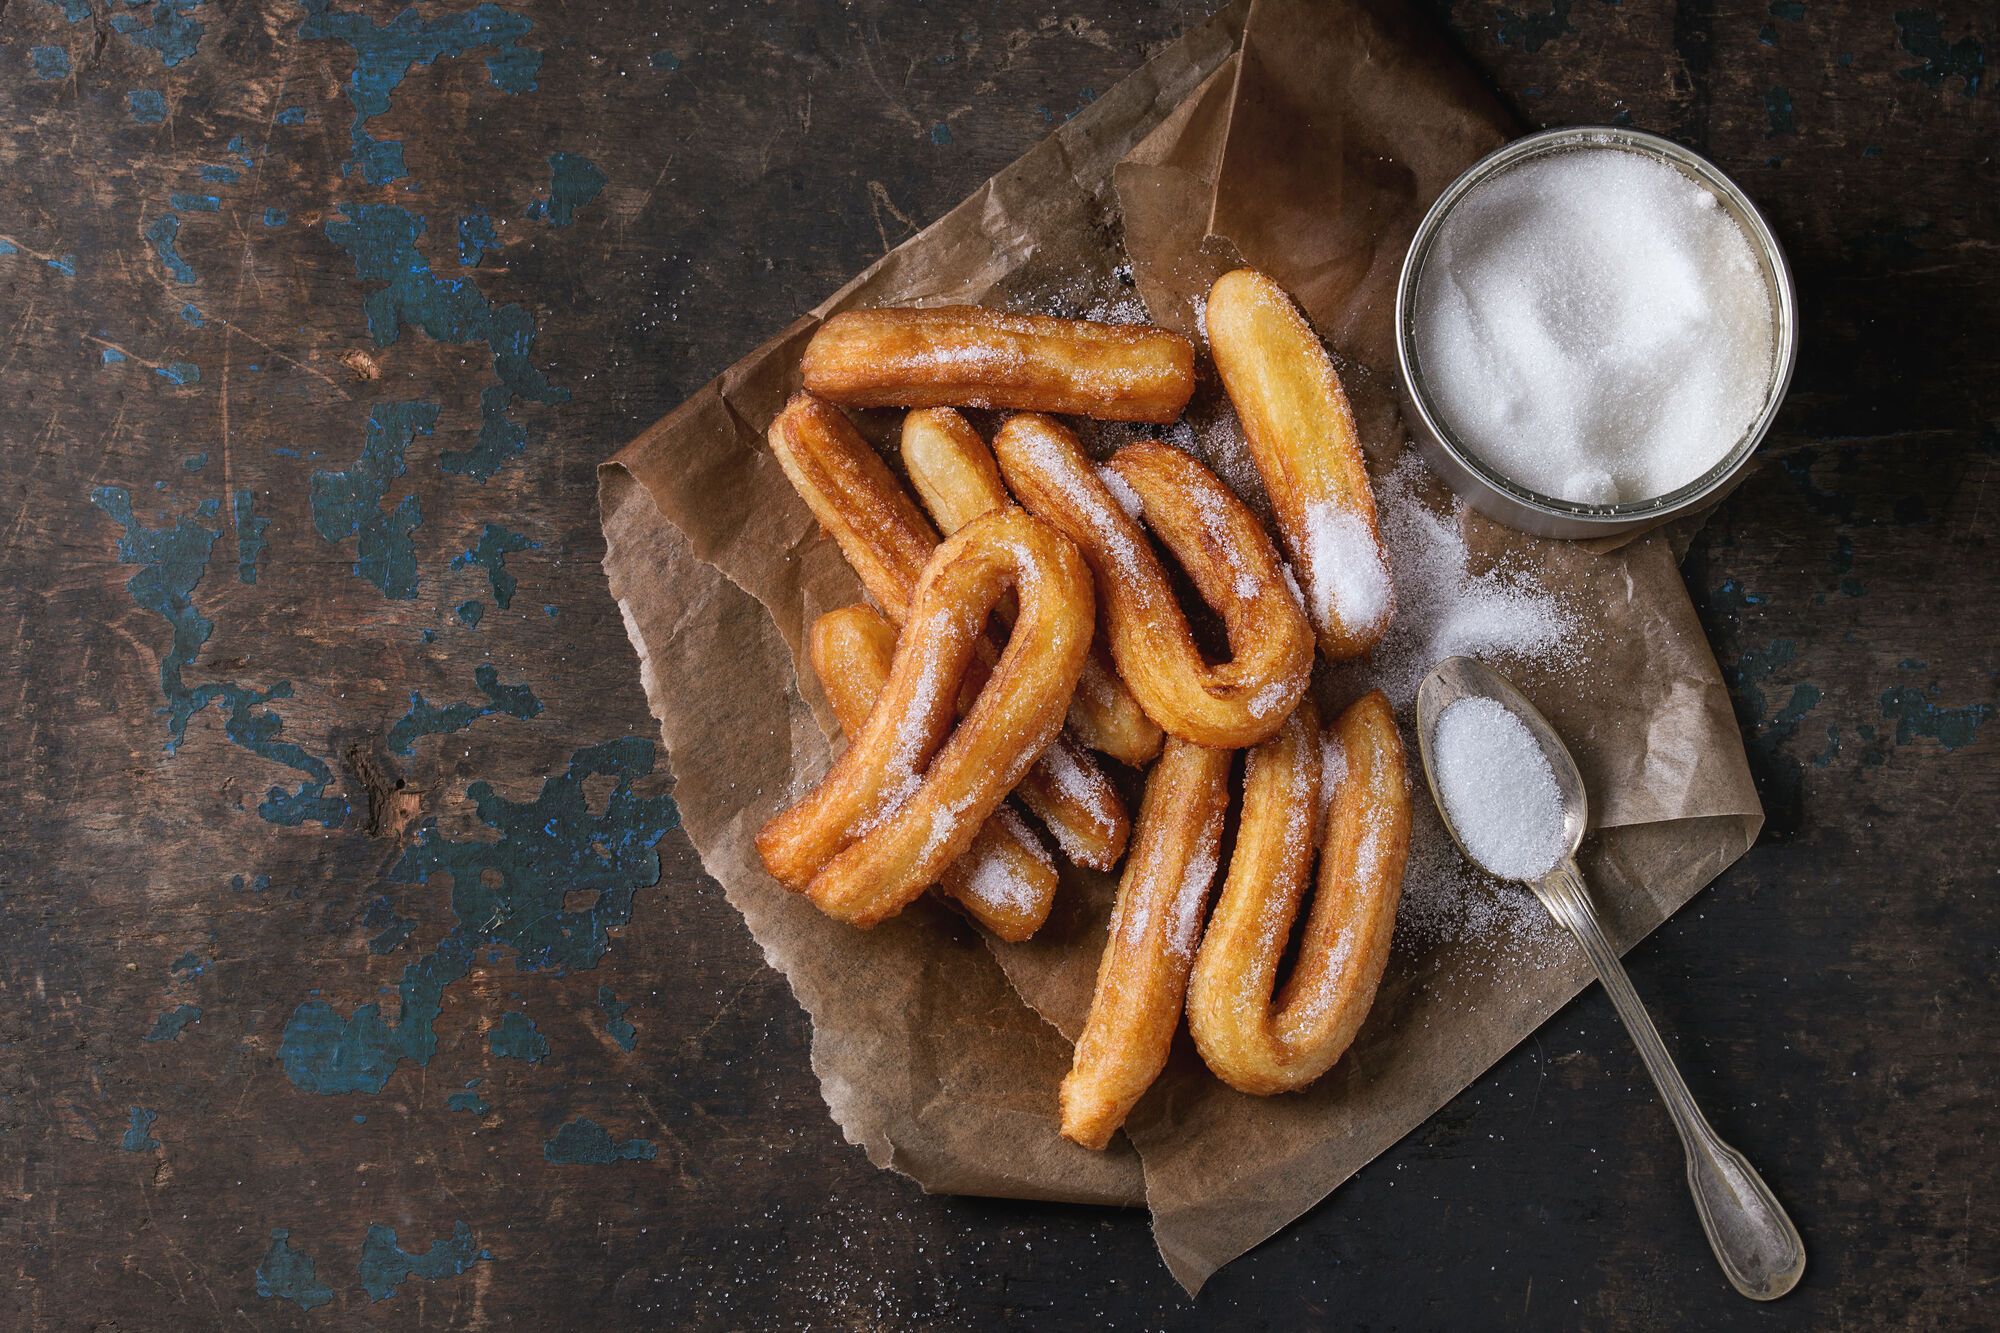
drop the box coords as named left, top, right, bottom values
left=1393, top=126, right=1797, bottom=540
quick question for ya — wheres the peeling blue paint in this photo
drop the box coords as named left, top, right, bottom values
left=323, top=203, right=567, bottom=482
left=544, top=1116, right=656, bottom=1165
left=31, top=46, right=72, bottom=80
left=1810, top=725, right=1840, bottom=768
left=457, top=209, right=497, bottom=266
left=277, top=104, right=307, bottom=125
left=650, top=50, right=679, bottom=71
left=45, top=0, right=92, bottom=21
left=121, top=1107, right=161, bottom=1152
left=145, top=214, right=197, bottom=284
left=257, top=1230, right=334, bottom=1312
left=1880, top=686, right=1991, bottom=751
left=112, top=0, right=206, bottom=68
left=233, top=490, right=269, bottom=584
left=171, top=951, right=207, bottom=977
left=385, top=662, right=541, bottom=755
left=278, top=739, right=676, bottom=1095
left=450, top=523, right=535, bottom=607
left=1764, top=86, right=1796, bottom=135
left=299, top=0, right=543, bottom=185
left=359, top=1221, right=490, bottom=1302
left=447, top=1080, right=488, bottom=1113
left=156, top=361, right=200, bottom=386
left=90, top=488, right=346, bottom=827
left=200, top=163, right=241, bottom=183
left=487, top=1010, right=547, bottom=1062
left=526, top=152, right=606, bottom=227
left=363, top=896, right=417, bottom=955
left=1769, top=0, right=1804, bottom=18
left=263, top=208, right=288, bottom=227
left=597, top=986, right=636, bottom=1051
left=182, top=451, right=209, bottom=471
left=310, top=400, right=435, bottom=600
left=144, top=1003, right=202, bottom=1042
left=455, top=600, right=484, bottom=628
left=929, top=122, right=953, bottom=145
left=1894, top=10, right=1984, bottom=98
left=101, top=348, right=126, bottom=365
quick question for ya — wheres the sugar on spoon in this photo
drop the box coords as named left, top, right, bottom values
left=1414, top=655, right=1805, bottom=1301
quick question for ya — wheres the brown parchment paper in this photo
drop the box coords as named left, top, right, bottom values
left=600, top=0, right=1764, bottom=1296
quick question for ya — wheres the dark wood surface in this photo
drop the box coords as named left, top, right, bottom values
left=2, top=0, right=1992, bottom=1327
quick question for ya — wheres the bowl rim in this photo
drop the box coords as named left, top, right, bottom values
left=1393, top=125, right=1798, bottom=526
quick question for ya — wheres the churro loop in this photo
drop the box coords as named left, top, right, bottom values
left=902, top=408, right=1163, bottom=767
left=994, top=414, right=1314, bottom=750
left=803, top=305, right=1196, bottom=423
left=1060, top=737, right=1231, bottom=1150
left=810, top=604, right=1058, bottom=942
left=756, top=508, right=1093, bottom=927
left=1207, top=268, right=1393, bottom=660
left=1187, top=690, right=1411, bottom=1095
left=767, top=393, right=1131, bottom=870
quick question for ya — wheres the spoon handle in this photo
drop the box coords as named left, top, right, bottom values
left=1535, top=858, right=1805, bottom=1301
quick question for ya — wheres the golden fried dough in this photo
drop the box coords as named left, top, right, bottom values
left=1207, top=269, right=1392, bottom=660
left=1187, top=691, right=1410, bottom=1094
left=902, top=408, right=1163, bottom=767
left=810, top=603, right=1058, bottom=942
left=803, top=305, right=1196, bottom=423
left=1060, top=737, right=1231, bottom=1149
left=995, top=414, right=1314, bottom=749
left=756, top=509, right=1093, bottom=927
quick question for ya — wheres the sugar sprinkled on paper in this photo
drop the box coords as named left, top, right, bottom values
left=1412, top=148, right=1774, bottom=504
left=1432, top=697, right=1567, bottom=880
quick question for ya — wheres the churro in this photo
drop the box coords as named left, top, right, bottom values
left=810, top=603, right=1058, bottom=941
left=1207, top=268, right=1392, bottom=660
left=803, top=305, right=1196, bottom=423
left=1059, top=737, right=1231, bottom=1149
left=995, top=414, right=1314, bottom=750
left=902, top=408, right=1164, bottom=767
left=1187, top=690, right=1410, bottom=1094
left=756, top=509, right=1093, bottom=927
left=768, top=392, right=1132, bottom=870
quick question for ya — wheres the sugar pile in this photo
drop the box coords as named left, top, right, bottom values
left=1431, top=697, right=1568, bottom=880
left=1412, top=148, right=1774, bottom=505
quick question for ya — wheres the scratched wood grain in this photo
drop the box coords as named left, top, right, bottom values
left=0, top=0, right=1992, bottom=1328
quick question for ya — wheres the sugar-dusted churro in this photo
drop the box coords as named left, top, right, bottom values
left=1206, top=268, right=1392, bottom=660
left=1060, top=737, right=1231, bottom=1149
left=756, top=509, right=1093, bottom=927
left=1187, top=690, right=1410, bottom=1094
left=803, top=306, right=1196, bottom=423
left=902, top=408, right=1163, bottom=767
left=810, top=603, right=1058, bottom=942
left=995, top=414, right=1314, bottom=750
left=768, top=392, right=1131, bottom=870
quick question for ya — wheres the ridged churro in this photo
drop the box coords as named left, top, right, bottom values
left=1207, top=268, right=1393, bottom=660
left=1060, top=737, right=1231, bottom=1149
left=756, top=509, right=1093, bottom=927
left=803, top=305, right=1196, bottom=423
left=1187, top=690, right=1410, bottom=1094
left=768, top=392, right=1132, bottom=871
left=995, top=414, right=1314, bottom=750
left=902, top=408, right=1164, bottom=767
left=810, top=603, right=1058, bottom=942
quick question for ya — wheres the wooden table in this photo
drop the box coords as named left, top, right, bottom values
left=2, top=1, right=1991, bottom=1326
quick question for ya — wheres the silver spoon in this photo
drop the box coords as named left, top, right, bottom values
left=1414, top=655, right=1805, bottom=1301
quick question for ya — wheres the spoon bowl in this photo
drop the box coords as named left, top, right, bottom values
left=1415, top=655, right=1588, bottom=874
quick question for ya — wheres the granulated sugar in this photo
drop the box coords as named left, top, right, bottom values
left=1431, top=696, right=1567, bottom=880
left=1412, top=147, right=1774, bottom=504
left=1357, top=453, right=1581, bottom=709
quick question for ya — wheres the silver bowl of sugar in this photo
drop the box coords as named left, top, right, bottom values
left=1394, top=126, right=1797, bottom=539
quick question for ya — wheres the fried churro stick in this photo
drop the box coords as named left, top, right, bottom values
left=995, top=414, right=1314, bottom=750
left=768, top=393, right=1131, bottom=870
left=1187, top=690, right=1410, bottom=1094
left=756, top=509, right=1093, bottom=927
left=803, top=306, right=1196, bottom=424
left=1060, top=738, right=1231, bottom=1149
left=902, top=408, right=1164, bottom=767
left=1206, top=268, right=1393, bottom=660
left=810, top=604, right=1058, bottom=942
